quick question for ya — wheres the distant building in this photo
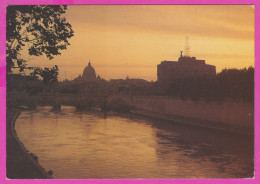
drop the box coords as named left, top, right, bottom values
left=73, top=61, right=98, bottom=82
left=64, top=61, right=108, bottom=95
left=109, top=78, right=148, bottom=86
left=108, top=78, right=150, bottom=95
left=157, top=51, right=216, bottom=83
left=82, top=61, right=97, bottom=81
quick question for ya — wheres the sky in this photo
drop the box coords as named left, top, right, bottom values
left=24, top=5, right=254, bottom=81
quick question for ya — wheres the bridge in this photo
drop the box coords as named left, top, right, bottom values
left=7, top=92, right=254, bottom=134
left=7, top=92, right=108, bottom=110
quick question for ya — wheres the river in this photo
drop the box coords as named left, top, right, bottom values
left=15, top=106, right=254, bottom=179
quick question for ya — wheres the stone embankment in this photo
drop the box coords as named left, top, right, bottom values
left=6, top=108, right=52, bottom=179
left=108, top=96, right=254, bottom=135
left=130, top=109, right=253, bottom=136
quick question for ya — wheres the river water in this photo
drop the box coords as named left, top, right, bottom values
left=15, top=106, right=254, bottom=179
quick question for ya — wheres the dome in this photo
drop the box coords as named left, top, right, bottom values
left=82, top=61, right=96, bottom=81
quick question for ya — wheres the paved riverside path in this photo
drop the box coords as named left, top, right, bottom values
left=6, top=108, right=51, bottom=179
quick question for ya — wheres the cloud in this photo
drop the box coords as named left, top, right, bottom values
left=67, top=5, right=254, bottom=40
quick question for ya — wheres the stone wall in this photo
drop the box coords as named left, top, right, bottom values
left=108, top=96, right=254, bottom=128
left=8, top=93, right=254, bottom=129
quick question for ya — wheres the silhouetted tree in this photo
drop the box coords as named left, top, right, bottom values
left=6, top=5, right=74, bottom=78
left=34, top=65, right=59, bottom=85
left=166, top=67, right=254, bottom=103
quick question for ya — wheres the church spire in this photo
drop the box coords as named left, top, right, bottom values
left=88, top=60, right=91, bottom=66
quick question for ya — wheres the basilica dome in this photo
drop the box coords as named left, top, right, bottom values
left=82, top=61, right=96, bottom=81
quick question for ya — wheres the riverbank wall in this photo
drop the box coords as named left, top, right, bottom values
left=108, top=96, right=254, bottom=134
left=6, top=108, right=52, bottom=179
left=7, top=92, right=254, bottom=134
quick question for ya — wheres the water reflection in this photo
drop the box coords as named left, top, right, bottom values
left=146, top=117, right=253, bottom=178
left=15, top=106, right=254, bottom=179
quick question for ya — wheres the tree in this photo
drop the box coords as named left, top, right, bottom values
left=6, top=5, right=74, bottom=80
left=34, top=65, right=59, bottom=85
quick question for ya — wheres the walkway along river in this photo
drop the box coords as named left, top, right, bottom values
left=6, top=108, right=51, bottom=179
left=15, top=106, right=254, bottom=179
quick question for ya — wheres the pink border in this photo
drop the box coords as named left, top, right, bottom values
left=0, top=0, right=258, bottom=183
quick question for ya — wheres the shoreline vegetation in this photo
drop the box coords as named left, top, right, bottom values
left=6, top=107, right=52, bottom=179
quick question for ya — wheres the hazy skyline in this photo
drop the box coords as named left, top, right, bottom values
left=23, top=5, right=254, bottom=81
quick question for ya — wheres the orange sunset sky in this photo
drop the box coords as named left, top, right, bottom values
left=24, top=5, right=254, bottom=81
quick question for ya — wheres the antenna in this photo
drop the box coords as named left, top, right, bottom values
left=184, top=36, right=191, bottom=57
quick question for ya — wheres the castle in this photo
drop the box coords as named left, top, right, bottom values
left=157, top=51, right=216, bottom=84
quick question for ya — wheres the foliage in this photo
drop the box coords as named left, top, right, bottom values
left=6, top=5, right=74, bottom=76
left=34, top=65, right=59, bottom=85
left=6, top=74, right=42, bottom=93
left=166, top=67, right=254, bottom=102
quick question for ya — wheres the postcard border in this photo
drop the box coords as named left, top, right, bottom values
left=0, top=0, right=258, bottom=184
